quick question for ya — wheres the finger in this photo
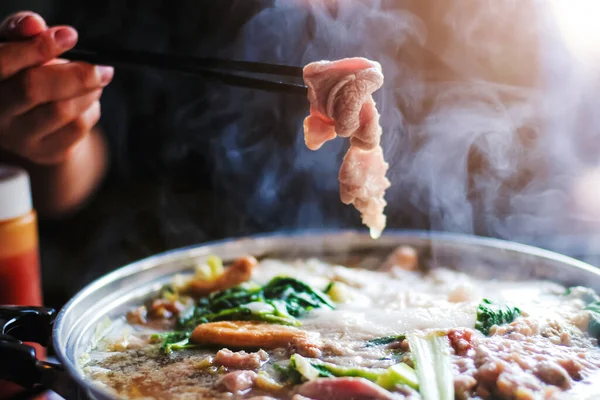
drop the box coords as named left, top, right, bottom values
left=44, top=58, right=69, bottom=66
left=0, top=12, right=47, bottom=39
left=31, top=101, right=101, bottom=165
left=0, top=26, right=78, bottom=80
left=0, top=62, right=114, bottom=116
left=8, top=89, right=102, bottom=149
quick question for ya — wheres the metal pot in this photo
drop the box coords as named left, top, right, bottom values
left=2, top=230, right=600, bottom=399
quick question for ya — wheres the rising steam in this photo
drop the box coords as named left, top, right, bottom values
left=206, top=0, right=600, bottom=255
left=43, top=0, right=600, bottom=301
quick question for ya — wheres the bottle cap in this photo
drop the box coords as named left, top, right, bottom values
left=0, top=165, right=33, bottom=221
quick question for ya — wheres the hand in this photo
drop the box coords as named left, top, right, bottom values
left=0, top=12, right=114, bottom=165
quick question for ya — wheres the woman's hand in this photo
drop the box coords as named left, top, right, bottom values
left=0, top=12, right=112, bottom=217
left=0, top=11, right=113, bottom=165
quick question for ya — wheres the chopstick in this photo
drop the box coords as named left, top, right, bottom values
left=62, top=48, right=308, bottom=95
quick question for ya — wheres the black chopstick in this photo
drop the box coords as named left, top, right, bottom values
left=62, top=48, right=308, bottom=95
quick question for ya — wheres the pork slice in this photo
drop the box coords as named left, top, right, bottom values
left=213, top=348, right=268, bottom=370
left=304, top=58, right=383, bottom=140
left=303, top=57, right=389, bottom=237
left=303, top=107, right=337, bottom=151
left=330, top=68, right=383, bottom=139
left=339, top=146, right=390, bottom=238
left=350, top=98, right=381, bottom=151
left=218, top=370, right=257, bottom=393
left=295, top=377, right=397, bottom=400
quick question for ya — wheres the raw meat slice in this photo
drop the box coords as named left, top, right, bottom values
left=339, top=146, right=390, bottom=237
left=303, top=57, right=390, bottom=238
left=303, top=107, right=337, bottom=151
left=295, top=377, right=397, bottom=400
left=303, top=58, right=384, bottom=148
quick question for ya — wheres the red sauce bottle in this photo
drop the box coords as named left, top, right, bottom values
left=0, top=166, right=41, bottom=306
left=0, top=166, right=43, bottom=399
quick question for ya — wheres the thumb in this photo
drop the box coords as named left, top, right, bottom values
left=0, top=12, right=48, bottom=40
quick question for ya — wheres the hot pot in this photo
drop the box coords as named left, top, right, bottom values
left=2, top=230, right=600, bottom=399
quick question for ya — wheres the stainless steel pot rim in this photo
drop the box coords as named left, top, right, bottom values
left=51, top=229, right=600, bottom=398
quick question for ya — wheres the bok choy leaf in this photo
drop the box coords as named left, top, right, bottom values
left=288, top=354, right=418, bottom=391
left=365, top=334, right=406, bottom=347
left=406, top=331, right=454, bottom=400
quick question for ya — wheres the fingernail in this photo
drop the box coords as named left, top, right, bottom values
left=11, top=15, right=32, bottom=29
left=54, top=27, right=77, bottom=48
left=97, top=66, right=114, bottom=85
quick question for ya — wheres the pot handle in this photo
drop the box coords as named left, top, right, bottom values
left=0, top=306, right=77, bottom=398
left=0, top=306, right=55, bottom=345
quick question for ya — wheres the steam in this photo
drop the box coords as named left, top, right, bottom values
left=207, top=0, right=424, bottom=232
left=42, top=1, right=600, bottom=302
left=206, top=0, right=600, bottom=255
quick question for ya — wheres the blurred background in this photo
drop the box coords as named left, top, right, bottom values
left=1, top=1, right=54, bottom=17
left=1, top=0, right=600, bottom=311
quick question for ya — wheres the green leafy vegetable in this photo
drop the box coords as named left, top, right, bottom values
left=475, top=298, right=521, bottom=335
left=151, top=331, right=196, bottom=354
left=273, top=362, right=303, bottom=385
left=208, top=287, right=258, bottom=310
left=290, top=354, right=322, bottom=381
left=365, top=334, right=406, bottom=347
left=310, top=363, right=335, bottom=378
left=406, top=331, right=453, bottom=400
left=585, top=301, right=600, bottom=340
left=178, top=276, right=334, bottom=330
left=262, top=277, right=335, bottom=317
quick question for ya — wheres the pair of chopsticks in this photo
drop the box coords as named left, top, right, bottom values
left=62, top=48, right=308, bottom=96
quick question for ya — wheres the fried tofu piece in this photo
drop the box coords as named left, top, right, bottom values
left=191, top=321, right=321, bottom=357
left=184, top=256, right=257, bottom=297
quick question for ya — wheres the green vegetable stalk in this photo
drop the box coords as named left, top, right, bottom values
left=406, top=331, right=454, bottom=400
left=376, top=363, right=419, bottom=391
left=288, top=354, right=418, bottom=391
